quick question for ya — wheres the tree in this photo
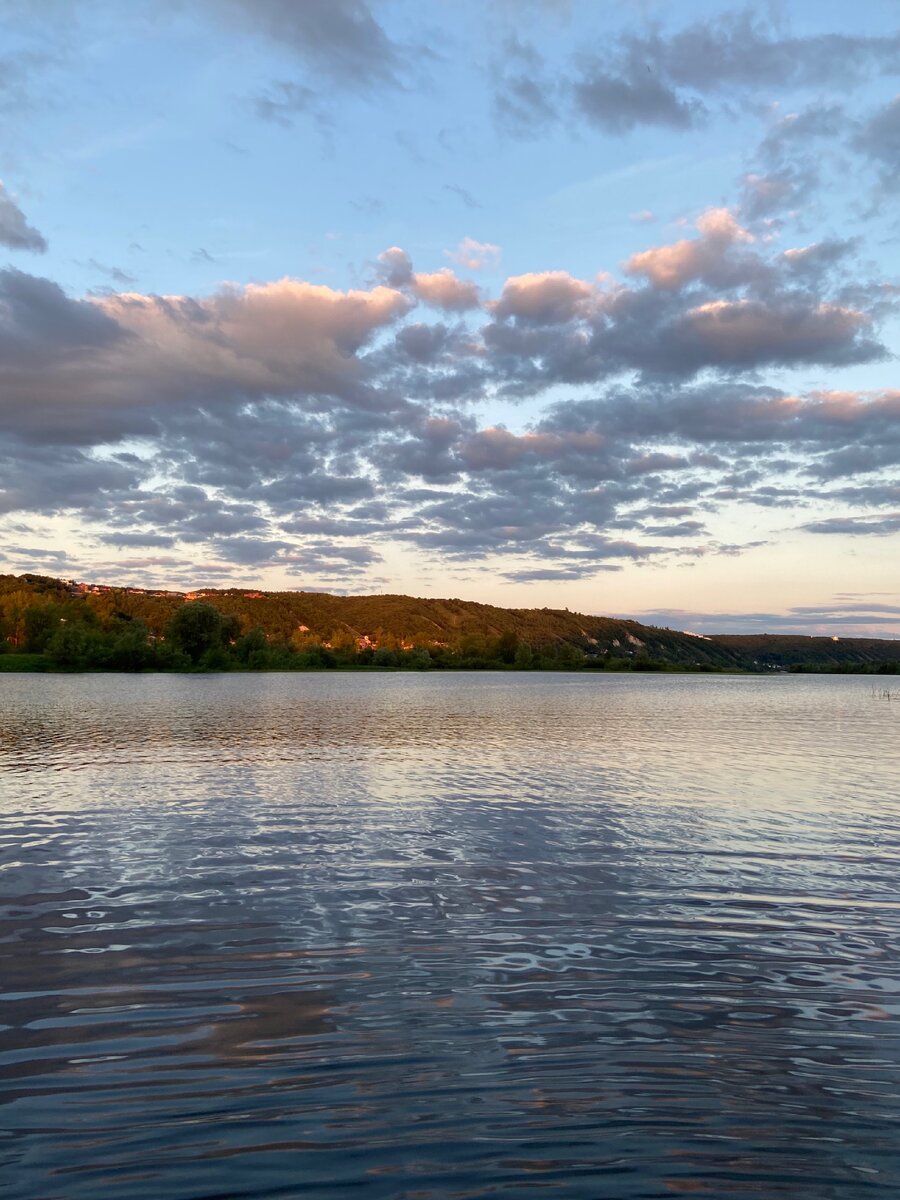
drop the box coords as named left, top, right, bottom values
left=46, top=623, right=93, bottom=668
left=495, top=630, right=519, bottom=664
left=234, top=626, right=268, bottom=665
left=404, top=647, right=432, bottom=670
left=24, top=605, right=59, bottom=653
left=165, top=602, right=225, bottom=664
left=328, top=627, right=359, bottom=662
left=514, top=642, right=533, bottom=670
left=105, top=621, right=154, bottom=671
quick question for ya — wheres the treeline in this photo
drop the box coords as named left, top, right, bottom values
left=0, top=572, right=739, bottom=671
left=1, top=573, right=898, bottom=673
left=0, top=596, right=693, bottom=673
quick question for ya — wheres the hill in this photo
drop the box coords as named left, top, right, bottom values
left=0, top=573, right=897, bottom=672
left=714, top=634, right=900, bottom=670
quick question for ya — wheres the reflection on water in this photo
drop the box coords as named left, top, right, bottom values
left=1, top=672, right=899, bottom=1198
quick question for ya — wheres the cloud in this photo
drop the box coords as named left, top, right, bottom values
left=490, top=270, right=594, bottom=323
left=484, top=277, right=884, bottom=385
left=252, top=80, right=330, bottom=130
left=349, top=194, right=385, bottom=216
left=739, top=104, right=848, bottom=219
left=0, top=442, right=142, bottom=516
left=212, top=0, right=408, bottom=90
left=624, top=207, right=756, bottom=289
left=458, top=426, right=605, bottom=471
left=539, top=384, right=900, bottom=456
left=374, top=248, right=482, bottom=310
left=492, top=39, right=560, bottom=137
left=622, top=14, right=900, bottom=93
left=494, top=14, right=900, bottom=139
left=677, top=297, right=875, bottom=370
left=410, top=269, right=482, bottom=311
left=0, top=269, right=413, bottom=443
left=631, top=603, right=900, bottom=637
left=803, top=512, right=900, bottom=536
left=443, top=183, right=481, bottom=209
left=855, top=94, right=900, bottom=187
left=446, top=237, right=501, bottom=271
left=375, top=245, right=414, bottom=286
left=0, top=182, right=47, bottom=252
left=0, top=228, right=895, bottom=583
left=85, top=259, right=137, bottom=285
left=573, top=65, right=700, bottom=134
left=101, top=531, right=178, bottom=548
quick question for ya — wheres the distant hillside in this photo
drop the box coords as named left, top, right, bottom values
left=714, top=634, right=900, bottom=669
left=0, top=573, right=897, bottom=672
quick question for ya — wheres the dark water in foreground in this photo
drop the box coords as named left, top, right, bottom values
left=1, top=672, right=899, bottom=1199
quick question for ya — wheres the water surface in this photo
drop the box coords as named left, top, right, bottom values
left=1, top=672, right=899, bottom=1198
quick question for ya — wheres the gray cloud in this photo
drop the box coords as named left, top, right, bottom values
left=855, top=95, right=900, bottom=187
left=739, top=104, right=847, bottom=220
left=85, top=258, right=137, bottom=285
left=492, top=38, right=559, bottom=138
left=496, top=14, right=900, bottom=138
left=632, top=604, right=900, bottom=637
left=443, top=183, right=481, bottom=210
left=623, top=14, right=900, bottom=92
left=803, top=513, right=900, bottom=536
left=213, top=0, right=407, bottom=90
left=101, top=531, right=178, bottom=548
left=573, top=63, right=701, bottom=134
left=0, top=183, right=46, bottom=252
left=252, top=80, right=329, bottom=129
left=0, top=441, right=143, bottom=516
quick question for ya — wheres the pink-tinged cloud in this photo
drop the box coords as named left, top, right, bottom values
left=459, top=426, right=605, bottom=470
left=376, top=245, right=414, bottom=286
left=803, top=389, right=900, bottom=422
left=0, top=272, right=415, bottom=444
left=101, top=278, right=412, bottom=392
left=491, top=271, right=594, bottom=323
left=446, top=237, right=501, bottom=271
left=375, top=247, right=482, bottom=309
left=411, top=268, right=482, bottom=310
left=682, top=298, right=870, bottom=363
left=624, top=207, right=754, bottom=289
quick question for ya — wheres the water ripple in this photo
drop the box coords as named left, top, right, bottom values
left=1, top=672, right=899, bottom=1198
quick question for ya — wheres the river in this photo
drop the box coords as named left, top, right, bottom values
left=1, top=672, right=898, bottom=1198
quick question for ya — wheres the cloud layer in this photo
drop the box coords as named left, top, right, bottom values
left=1, top=211, right=897, bottom=594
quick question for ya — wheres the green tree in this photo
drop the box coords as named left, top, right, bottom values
left=45, top=623, right=93, bottom=668
left=234, top=626, right=269, bottom=665
left=404, top=647, right=432, bottom=670
left=328, top=627, right=359, bottom=663
left=106, top=621, right=154, bottom=671
left=24, top=605, right=59, bottom=653
left=165, top=602, right=225, bottom=664
left=495, top=630, right=519, bottom=664
left=514, top=642, right=533, bottom=670
left=296, top=643, right=335, bottom=669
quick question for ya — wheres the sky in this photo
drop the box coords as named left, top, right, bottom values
left=1, top=0, right=899, bottom=636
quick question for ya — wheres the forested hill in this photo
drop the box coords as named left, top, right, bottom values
left=0, top=573, right=897, bottom=672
